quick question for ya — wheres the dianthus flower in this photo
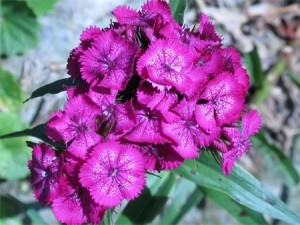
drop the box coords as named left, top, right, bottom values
left=28, top=144, right=63, bottom=205
left=79, top=141, right=146, bottom=207
left=222, top=110, right=262, bottom=175
left=80, top=30, right=138, bottom=90
left=46, top=95, right=102, bottom=159
left=26, top=1, right=262, bottom=224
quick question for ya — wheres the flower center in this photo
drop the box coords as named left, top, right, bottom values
left=109, top=168, right=118, bottom=177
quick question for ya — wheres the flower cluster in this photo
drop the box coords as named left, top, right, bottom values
left=28, top=0, right=261, bottom=224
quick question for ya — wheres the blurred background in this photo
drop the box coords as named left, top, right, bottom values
left=0, top=0, right=299, bottom=224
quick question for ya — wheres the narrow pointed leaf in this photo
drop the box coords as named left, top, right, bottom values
left=0, top=123, right=65, bottom=149
left=243, top=46, right=264, bottom=89
left=169, top=0, right=186, bottom=25
left=160, top=178, right=203, bottom=225
left=251, top=131, right=300, bottom=187
left=24, top=77, right=83, bottom=102
left=200, top=187, right=268, bottom=225
left=175, top=153, right=300, bottom=224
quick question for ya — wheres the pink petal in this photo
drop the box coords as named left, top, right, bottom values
left=67, top=131, right=102, bottom=159
left=141, top=0, right=173, bottom=24
left=162, top=121, right=199, bottom=159
left=52, top=178, right=87, bottom=225
left=142, top=144, right=184, bottom=171
left=221, top=47, right=241, bottom=73
left=124, top=103, right=169, bottom=144
left=234, top=67, right=250, bottom=94
left=137, top=81, right=178, bottom=118
left=80, top=26, right=102, bottom=42
left=222, top=150, right=237, bottom=176
left=113, top=6, right=140, bottom=25
left=242, top=110, right=262, bottom=136
left=46, top=111, right=73, bottom=142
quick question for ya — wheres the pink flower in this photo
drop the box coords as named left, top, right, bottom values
left=46, top=95, right=102, bottom=159
left=113, top=6, right=141, bottom=26
left=141, top=144, right=183, bottom=171
left=79, top=141, right=146, bottom=207
left=195, top=72, right=245, bottom=130
left=80, top=30, right=138, bottom=90
left=137, top=81, right=178, bottom=120
left=87, top=86, right=136, bottom=138
left=80, top=26, right=102, bottom=43
left=222, top=110, right=262, bottom=175
left=28, top=144, right=63, bottom=205
left=140, top=0, right=173, bottom=25
left=137, top=39, right=198, bottom=98
left=124, top=102, right=170, bottom=144
left=199, top=13, right=221, bottom=43
left=52, top=176, right=106, bottom=225
left=163, top=99, right=220, bottom=159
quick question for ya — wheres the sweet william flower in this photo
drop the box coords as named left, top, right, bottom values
left=195, top=72, right=245, bottom=130
left=28, top=144, right=63, bottom=205
left=52, top=176, right=106, bottom=225
left=124, top=101, right=170, bottom=144
left=222, top=110, right=262, bottom=175
left=141, top=143, right=183, bottom=171
left=137, top=39, right=199, bottom=98
left=46, top=95, right=102, bottom=159
left=80, top=30, right=138, bottom=90
left=163, top=99, right=220, bottom=159
left=79, top=141, right=146, bottom=208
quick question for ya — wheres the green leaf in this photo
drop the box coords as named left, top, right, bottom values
left=24, top=77, right=83, bottom=102
left=3, top=195, right=48, bottom=225
left=174, top=153, right=300, bottom=224
left=251, top=131, right=300, bottom=187
left=200, top=187, right=268, bottom=225
left=116, top=172, right=176, bottom=225
left=0, top=113, right=31, bottom=180
left=287, top=71, right=300, bottom=88
left=160, top=178, right=203, bottom=225
left=169, top=0, right=187, bottom=25
left=0, top=67, right=23, bottom=111
left=0, top=122, right=65, bottom=149
left=243, top=46, right=264, bottom=89
left=0, top=0, right=40, bottom=56
left=24, top=0, right=58, bottom=17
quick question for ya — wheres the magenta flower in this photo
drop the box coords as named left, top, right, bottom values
left=141, top=144, right=183, bottom=171
left=195, top=72, right=244, bottom=130
left=46, top=95, right=102, bottom=159
left=163, top=99, right=220, bottom=159
left=52, top=176, right=106, bottom=225
left=137, top=39, right=198, bottom=98
left=113, top=6, right=141, bottom=26
left=80, top=30, right=138, bottom=90
left=124, top=102, right=170, bottom=144
left=199, top=13, right=221, bottom=43
left=80, top=26, right=102, bottom=43
left=137, top=81, right=178, bottom=120
left=222, top=110, right=262, bottom=175
left=113, top=0, right=173, bottom=27
left=87, top=86, right=136, bottom=137
left=28, top=144, right=63, bottom=205
left=79, top=141, right=146, bottom=207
